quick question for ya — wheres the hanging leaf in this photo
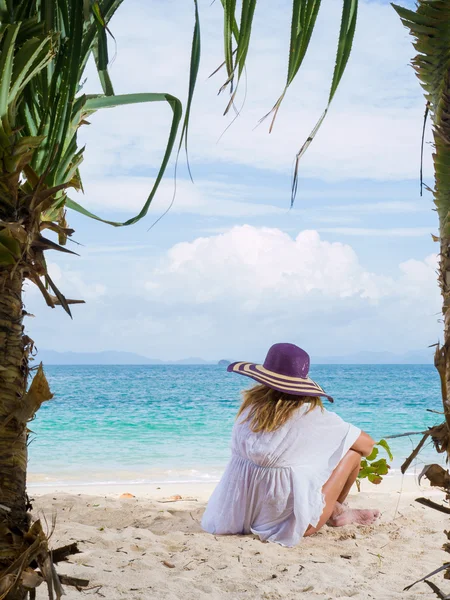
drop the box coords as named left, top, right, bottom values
left=291, top=0, right=358, bottom=204
left=214, top=1, right=358, bottom=205
left=178, top=0, right=201, bottom=180
left=377, top=438, right=393, bottom=461
left=65, top=93, right=182, bottom=227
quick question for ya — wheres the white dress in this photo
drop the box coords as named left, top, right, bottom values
left=201, top=405, right=361, bottom=547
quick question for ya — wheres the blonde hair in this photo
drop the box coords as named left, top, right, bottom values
left=237, top=384, right=323, bottom=433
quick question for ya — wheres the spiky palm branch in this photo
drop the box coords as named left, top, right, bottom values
left=392, top=0, right=450, bottom=595
left=0, top=2, right=185, bottom=597
left=0, top=1, right=358, bottom=597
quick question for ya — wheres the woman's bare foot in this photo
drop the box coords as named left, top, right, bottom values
left=327, top=502, right=380, bottom=527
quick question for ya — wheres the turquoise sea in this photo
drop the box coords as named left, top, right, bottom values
left=28, top=364, right=445, bottom=485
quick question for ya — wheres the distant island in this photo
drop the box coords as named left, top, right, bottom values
left=36, top=350, right=215, bottom=366
left=36, top=349, right=435, bottom=365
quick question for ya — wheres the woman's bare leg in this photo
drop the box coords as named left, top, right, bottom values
left=337, top=456, right=361, bottom=504
left=304, top=449, right=379, bottom=537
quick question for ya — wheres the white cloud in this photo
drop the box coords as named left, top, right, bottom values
left=139, top=226, right=440, bottom=358
left=398, top=254, right=439, bottom=298
left=25, top=226, right=440, bottom=359
left=145, top=227, right=390, bottom=306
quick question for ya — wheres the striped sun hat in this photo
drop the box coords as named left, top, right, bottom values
left=227, top=343, right=333, bottom=402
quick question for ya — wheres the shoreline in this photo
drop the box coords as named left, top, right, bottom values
left=28, top=471, right=440, bottom=501
left=27, top=458, right=440, bottom=490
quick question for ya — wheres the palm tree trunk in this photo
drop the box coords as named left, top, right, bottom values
left=436, top=236, right=450, bottom=456
left=0, top=269, right=29, bottom=560
left=0, top=269, right=58, bottom=598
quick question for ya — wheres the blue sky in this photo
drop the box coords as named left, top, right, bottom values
left=24, top=0, right=442, bottom=361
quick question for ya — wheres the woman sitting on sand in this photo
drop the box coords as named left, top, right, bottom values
left=201, top=343, right=380, bottom=547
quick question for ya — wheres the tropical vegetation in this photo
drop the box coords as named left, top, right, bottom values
left=0, top=0, right=358, bottom=597
left=384, top=1, right=450, bottom=596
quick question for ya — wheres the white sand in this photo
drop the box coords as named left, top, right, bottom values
left=30, top=476, right=448, bottom=600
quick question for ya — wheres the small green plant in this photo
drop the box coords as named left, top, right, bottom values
left=356, top=439, right=393, bottom=491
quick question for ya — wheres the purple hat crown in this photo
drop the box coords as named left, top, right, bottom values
left=263, top=343, right=310, bottom=378
left=226, top=342, right=333, bottom=402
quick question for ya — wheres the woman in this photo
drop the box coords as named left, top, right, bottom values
left=201, top=343, right=380, bottom=547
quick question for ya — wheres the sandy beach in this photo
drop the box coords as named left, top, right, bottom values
left=29, top=475, right=448, bottom=600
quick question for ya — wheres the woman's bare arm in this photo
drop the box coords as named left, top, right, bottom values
left=351, top=431, right=376, bottom=457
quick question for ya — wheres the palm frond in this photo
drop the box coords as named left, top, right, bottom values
left=393, top=1, right=450, bottom=235
left=178, top=0, right=201, bottom=180
left=291, top=0, right=357, bottom=204
left=0, top=0, right=190, bottom=314
left=216, top=0, right=358, bottom=205
left=65, top=93, right=182, bottom=227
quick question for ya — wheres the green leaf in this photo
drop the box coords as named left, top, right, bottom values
left=66, top=93, right=182, bottom=227
left=91, top=0, right=115, bottom=95
left=367, top=474, right=382, bottom=484
left=0, top=242, right=15, bottom=265
left=287, top=0, right=322, bottom=88
left=235, top=0, right=257, bottom=81
left=96, top=63, right=115, bottom=96
left=369, top=458, right=389, bottom=476
left=365, top=447, right=379, bottom=462
left=358, top=440, right=393, bottom=485
left=358, top=465, right=378, bottom=479
left=329, top=0, right=358, bottom=103
left=0, top=23, right=20, bottom=134
left=50, top=3, right=84, bottom=177
left=0, top=232, right=20, bottom=257
left=223, top=0, right=237, bottom=87
left=91, top=1, right=107, bottom=28
left=84, top=0, right=91, bottom=21
left=376, top=439, right=393, bottom=461
left=218, top=0, right=256, bottom=113
left=178, top=0, right=201, bottom=180
left=9, top=33, right=53, bottom=101
left=94, top=21, right=109, bottom=75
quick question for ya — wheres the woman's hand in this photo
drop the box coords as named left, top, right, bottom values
left=351, top=431, right=376, bottom=457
